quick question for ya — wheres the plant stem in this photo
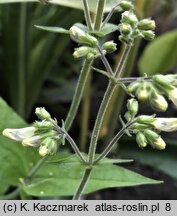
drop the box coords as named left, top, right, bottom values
left=80, top=72, right=92, bottom=152
left=88, top=81, right=116, bottom=164
left=73, top=168, right=92, bottom=200
left=115, top=44, right=132, bottom=78
left=94, top=121, right=135, bottom=163
left=18, top=3, right=27, bottom=118
left=88, top=44, right=132, bottom=164
left=26, top=156, right=48, bottom=180
left=94, top=0, right=106, bottom=30
left=102, top=1, right=121, bottom=28
left=82, top=0, right=93, bottom=30
left=55, top=125, right=87, bottom=163
left=92, top=66, right=151, bottom=83
left=97, top=45, right=114, bottom=75
left=65, top=132, right=87, bottom=163
left=65, top=59, right=92, bottom=131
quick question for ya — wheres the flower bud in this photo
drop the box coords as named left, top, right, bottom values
left=35, top=107, right=51, bottom=120
left=87, top=53, right=95, bottom=61
left=124, top=112, right=132, bottom=122
left=149, top=90, right=168, bottom=112
left=69, top=26, right=98, bottom=47
left=120, top=1, right=134, bottom=11
left=136, top=132, right=148, bottom=148
left=153, top=118, right=177, bottom=132
left=136, top=115, right=155, bottom=125
left=103, top=41, right=117, bottom=53
left=119, top=35, right=132, bottom=44
left=153, top=74, right=172, bottom=90
left=127, top=98, right=138, bottom=116
left=73, top=46, right=91, bottom=59
left=39, top=145, right=49, bottom=157
left=131, top=122, right=151, bottom=130
left=39, top=137, right=58, bottom=157
left=144, top=129, right=166, bottom=150
left=127, top=81, right=140, bottom=94
left=144, top=129, right=158, bottom=141
left=121, top=11, right=138, bottom=26
left=135, top=82, right=151, bottom=101
left=138, top=19, right=156, bottom=30
left=166, top=87, right=177, bottom=107
left=120, top=23, right=132, bottom=35
left=153, top=137, right=166, bottom=150
left=34, top=120, right=53, bottom=130
left=141, top=30, right=155, bottom=41
left=2, top=127, right=36, bottom=141
left=165, top=74, right=177, bottom=86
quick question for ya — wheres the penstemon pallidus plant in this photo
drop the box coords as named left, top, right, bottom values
left=2, top=0, right=177, bottom=200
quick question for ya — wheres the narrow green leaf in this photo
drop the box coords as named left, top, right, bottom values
left=34, top=25, right=69, bottom=34
left=139, top=30, right=177, bottom=75
left=22, top=153, right=162, bottom=197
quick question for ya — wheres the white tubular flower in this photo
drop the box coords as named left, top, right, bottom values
left=22, top=135, right=41, bottom=147
left=167, top=87, right=177, bottom=106
left=2, top=127, right=36, bottom=141
left=153, top=118, right=177, bottom=132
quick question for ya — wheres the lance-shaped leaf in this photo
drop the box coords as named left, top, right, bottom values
left=22, top=153, right=162, bottom=197
left=35, top=25, right=69, bottom=34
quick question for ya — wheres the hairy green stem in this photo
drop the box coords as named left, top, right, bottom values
left=102, top=0, right=121, bottom=28
left=82, top=0, right=93, bottom=30
left=65, top=60, right=92, bottom=131
left=115, top=45, right=132, bottom=78
left=55, top=125, right=87, bottom=163
left=94, top=120, right=135, bottom=163
left=18, top=3, right=27, bottom=118
left=73, top=168, right=92, bottom=200
left=88, top=44, right=132, bottom=164
left=97, top=45, right=114, bottom=75
left=88, top=81, right=116, bottom=164
left=80, top=73, right=92, bottom=152
left=94, top=0, right=106, bottom=30
left=92, top=66, right=151, bottom=83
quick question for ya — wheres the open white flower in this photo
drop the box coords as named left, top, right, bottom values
left=153, top=118, right=177, bottom=132
left=2, top=127, right=36, bottom=141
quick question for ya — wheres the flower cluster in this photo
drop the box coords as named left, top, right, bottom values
left=2, top=108, right=64, bottom=157
left=124, top=99, right=177, bottom=150
left=127, top=74, right=177, bottom=112
left=118, top=1, right=155, bottom=44
left=69, top=26, right=100, bottom=60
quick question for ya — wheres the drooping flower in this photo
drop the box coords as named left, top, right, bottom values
left=153, top=118, right=177, bottom=132
left=2, top=127, right=36, bottom=142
